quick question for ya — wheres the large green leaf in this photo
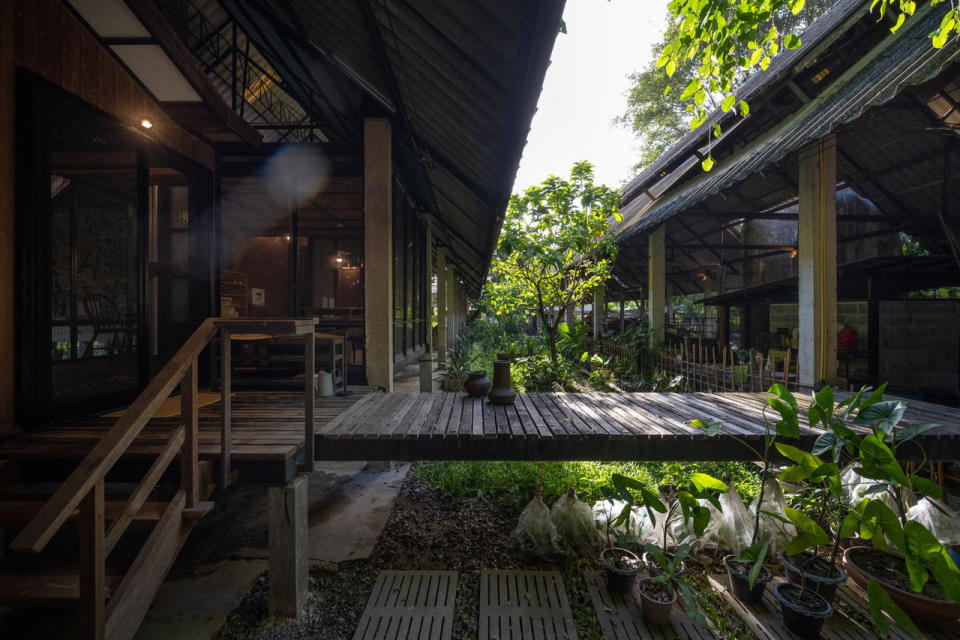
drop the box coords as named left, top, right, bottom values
left=689, top=472, right=728, bottom=493
left=784, top=507, right=829, bottom=545
left=867, top=578, right=924, bottom=638
left=855, top=400, right=907, bottom=435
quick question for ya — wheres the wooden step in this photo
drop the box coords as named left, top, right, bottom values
left=0, top=499, right=169, bottom=526
left=0, top=573, right=124, bottom=606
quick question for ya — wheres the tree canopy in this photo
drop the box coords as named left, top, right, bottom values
left=640, top=0, right=959, bottom=171
left=484, top=162, right=621, bottom=364
left=617, top=1, right=832, bottom=170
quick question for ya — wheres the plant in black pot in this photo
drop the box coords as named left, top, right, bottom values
left=637, top=543, right=708, bottom=627
left=610, top=471, right=727, bottom=576
left=774, top=406, right=849, bottom=605
left=692, top=383, right=799, bottom=604
left=807, top=383, right=960, bottom=634
left=598, top=484, right=644, bottom=594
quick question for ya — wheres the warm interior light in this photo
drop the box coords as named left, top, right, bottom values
left=790, top=248, right=798, bottom=258
left=335, top=256, right=343, bottom=263
left=284, top=234, right=291, bottom=241
left=139, top=118, right=153, bottom=129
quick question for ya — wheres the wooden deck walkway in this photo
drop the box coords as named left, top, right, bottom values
left=4, top=391, right=958, bottom=485
left=0, top=389, right=374, bottom=483
left=315, top=392, right=960, bottom=461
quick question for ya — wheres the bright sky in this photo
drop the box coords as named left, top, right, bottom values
left=512, top=0, right=670, bottom=193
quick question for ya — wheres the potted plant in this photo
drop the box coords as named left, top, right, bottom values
left=638, top=543, right=708, bottom=627
left=598, top=484, right=643, bottom=593
left=692, top=383, right=798, bottom=603
left=610, top=472, right=727, bottom=576
left=773, top=389, right=849, bottom=605
left=439, top=334, right=471, bottom=392
left=809, top=384, right=960, bottom=632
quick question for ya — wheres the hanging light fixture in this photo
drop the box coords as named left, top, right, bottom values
left=139, top=118, right=154, bottom=129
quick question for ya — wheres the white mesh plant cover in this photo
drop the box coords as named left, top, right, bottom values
left=551, top=488, right=601, bottom=555
left=694, top=487, right=755, bottom=553
left=512, top=485, right=561, bottom=558
left=908, top=498, right=960, bottom=546
left=751, top=478, right=796, bottom=557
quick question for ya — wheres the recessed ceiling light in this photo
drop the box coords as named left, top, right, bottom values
left=139, top=118, right=153, bottom=129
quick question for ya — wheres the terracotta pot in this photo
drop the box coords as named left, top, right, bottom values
left=843, top=546, right=960, bottom=622
left=772, top=582, right=833, bottom=639
left=638, top=578, right=676, bottom=625
left=780, top=551, right=846, bottom=604
left=601, top=547, right=642, bottom=594
left=723, top=555, right=772, bottom=604
left=463, top=371, right=492, bottom=397
left=488, top=360, right=517, bottom=405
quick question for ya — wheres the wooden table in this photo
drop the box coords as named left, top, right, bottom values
left=313, top=391, right=960, bottom=462
left=215, top=318, right=317, bottom=476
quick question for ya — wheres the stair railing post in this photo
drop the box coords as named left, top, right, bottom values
left=220, top=329, right=232, bottom=488
left=79, top=478, right=105, bottom=640
left=303, top=330, right=315, bottom=472
left=181, top=358, right=199, bottom=507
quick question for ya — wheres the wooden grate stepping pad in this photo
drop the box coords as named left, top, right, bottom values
left=353, top=570, right=458, bottom=640
left=708, top=573, right=955, bottom=640
left=479, top=570, right=578, bottom=640
left=584, top=571, right=715, bottom=640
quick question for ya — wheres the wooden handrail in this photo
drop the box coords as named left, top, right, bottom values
left=10, top=318, right=218, bottom=553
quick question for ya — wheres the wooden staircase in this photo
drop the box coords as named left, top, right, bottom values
left=0, top=318, right=314, bottom=640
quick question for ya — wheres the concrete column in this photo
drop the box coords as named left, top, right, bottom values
left=436, top=250, right=448, bottom=363
left=592, top=288, right=605, bottom=340
left=269, top=474, right=308, bottom=618
left=648, top=226, right=666, bottom=346
left=363, top=118, right=393, bottom=391
left=445, top=268, right=457, bottom=348
left=798, top=135, right=838, bottom=387
left=0, top=0, right=16, bottom=434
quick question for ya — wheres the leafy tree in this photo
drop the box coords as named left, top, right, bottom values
left=485, top=162, right=621, bottom=365
left=617, top=2, right=832, bottom=170
left=656, top=0, right=960, bottom=170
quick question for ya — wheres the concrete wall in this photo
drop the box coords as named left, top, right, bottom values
left=768, top=302, right=869, bottom=349
left=879, top=300, right=960, bottom=395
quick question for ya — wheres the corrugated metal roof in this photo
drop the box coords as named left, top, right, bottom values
left=618, top=2, right=960, bottom=241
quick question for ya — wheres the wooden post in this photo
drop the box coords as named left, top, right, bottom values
left=0, top=0, right=15, bottom=435
left=303, top=330, right=315, bottom=472
left=220, top=331, right=232, bottom=488
left=269, top=474, right=308, bottom=618
left=419, top=353, right=432, bottom=392
left=798, top=135, right=838, bottom=388
left=648, top=226, right=666, bottom=346
left=868, top=276, right=880, bottom=388
left=593, top=288, right=605, bottom=340
left=436, top=250, right=448, bottom=364
left=79, top=479, right=105, bottom=640
left=717, top=305, right=730, bottom=348
left=180, top=360, right=199, bottom=508
left=363, top=117, right=394, bottom=391
left=424, top=224, right=434, bottom=359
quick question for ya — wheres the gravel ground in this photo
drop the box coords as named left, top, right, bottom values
left=215, top=470, right=753, bottom=640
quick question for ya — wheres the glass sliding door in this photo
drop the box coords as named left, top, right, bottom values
left=16, top=75, right=212, bottom=422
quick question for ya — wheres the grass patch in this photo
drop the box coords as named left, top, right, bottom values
left=410, top=460, right=761, bottom=510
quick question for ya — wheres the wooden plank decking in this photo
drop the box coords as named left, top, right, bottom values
left=314, top=392, right=960, bottom=461
left=0, top=389, right=374, bottom=483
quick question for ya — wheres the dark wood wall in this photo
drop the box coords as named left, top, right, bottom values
left=15, top=0, right=215, bottom=170
left=1, top=0, right=16, bottom=433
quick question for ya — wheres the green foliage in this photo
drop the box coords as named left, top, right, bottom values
left=410, top=460, right=761, bottom=512
left=657, top=0, right=958, bottom=169
left=618, top=2, right=831, bottom=169
left=485, top=162, right=621, bottom=365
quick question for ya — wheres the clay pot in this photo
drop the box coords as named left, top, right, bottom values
left=600, top=547, right=642, bottom=594
left=637, top=578, right=676, bottom=625
left=780, top=551, right=846, bottom=604
left=723, top=555, right=772, bottom=604
left=463, top=371, right=492, bottom=397
left=488, top=360, right=517, bottom=405
left=771, top=582, right=833, bottom=639
left=843, top=546, right=960, bottom=622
